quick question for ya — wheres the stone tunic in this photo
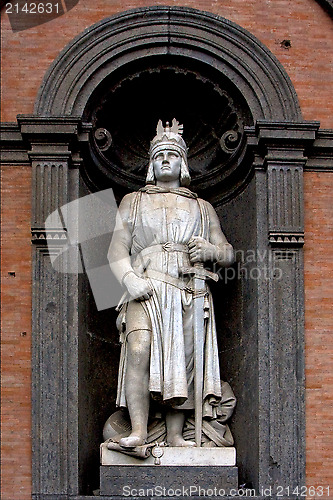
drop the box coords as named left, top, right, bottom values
left=116, top=186, right=222, bottom=415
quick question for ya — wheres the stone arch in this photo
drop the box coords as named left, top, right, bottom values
left=35, top=6, right=302, bottom=122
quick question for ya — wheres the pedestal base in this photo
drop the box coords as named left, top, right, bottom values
left=101, top=443, right=236, bottom=466
left=100, top=445, right=238, bottom=497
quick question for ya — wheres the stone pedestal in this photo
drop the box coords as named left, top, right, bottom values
left=100, top=445, right=238, bottom=497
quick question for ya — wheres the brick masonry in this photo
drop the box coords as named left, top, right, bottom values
left=304, top=172, right=333, bottom=491
left=1, top=0, right=332, bottom=128
left=1, top=1, right=332, bottom=498
left=1, top=166, right=32, bottom=500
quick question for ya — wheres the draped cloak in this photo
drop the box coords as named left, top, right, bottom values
left=116, top=186, right=222, bottom=417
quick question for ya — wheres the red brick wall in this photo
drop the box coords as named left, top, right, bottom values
left=1, top=166, right=32, bottom=500
left=304, top=172, right=333, bottom=491
left=1, top=1, right=332, bottom=498
left=1, top=0, right=333, bottom=127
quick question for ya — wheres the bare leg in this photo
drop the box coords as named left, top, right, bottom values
left=119, top=329, right=151, bottom=448
left=166, top=409, right=196, bottom=447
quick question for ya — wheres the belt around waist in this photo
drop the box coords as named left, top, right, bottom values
left=135, top=242, right=189, bottom=259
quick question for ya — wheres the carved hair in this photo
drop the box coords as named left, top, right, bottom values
left=146, top=152, right=191, bottom=187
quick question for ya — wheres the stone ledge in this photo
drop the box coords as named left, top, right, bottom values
left=100, top=444, right=236, bottom=466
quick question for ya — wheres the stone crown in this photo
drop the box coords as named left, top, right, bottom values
left=149, top=119, right=188, bottom=158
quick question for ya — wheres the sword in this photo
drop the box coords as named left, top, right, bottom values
left=181, top=262, right=218, bottom=447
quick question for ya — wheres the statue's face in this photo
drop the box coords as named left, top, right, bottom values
left=152, top=147, right=182, bottom=183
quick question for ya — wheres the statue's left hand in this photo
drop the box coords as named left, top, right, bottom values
left=188, top=236, right=217, bottom=263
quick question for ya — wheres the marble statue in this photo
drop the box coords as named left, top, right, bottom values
left=107, top=119, right=235, bottom=450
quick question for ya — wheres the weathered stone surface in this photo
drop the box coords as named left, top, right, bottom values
left=101, top=445, right=236, bottom=466
left=100, top=465, right=238, bottom=497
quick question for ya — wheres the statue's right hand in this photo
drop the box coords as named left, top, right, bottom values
left=123, top=273, right=153, bottom=301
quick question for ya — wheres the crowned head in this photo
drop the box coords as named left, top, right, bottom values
left=146, top=119, right=191, bottom=187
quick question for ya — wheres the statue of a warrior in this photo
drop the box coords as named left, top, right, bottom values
left=107, top=119, right=235, bottom=449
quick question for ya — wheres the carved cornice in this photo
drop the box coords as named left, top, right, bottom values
left=0, top=117, right=88, bottom=165
left=17, top=115, right=81, bottom=135
left=245, top=122, right=333, bottom=172
left=17, top=115, right=82, bottom=161
left=0, top=123, right=29, bottom=164
left=2, top=118, right=332, bottom=182
left=305, top=130, right=333, bottom=172
left=255, top=120, right=320, bottom=153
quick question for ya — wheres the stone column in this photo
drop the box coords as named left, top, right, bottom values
left=18, top=116, right=85, bottom=499
left=255, top=121, right=319, bottom=491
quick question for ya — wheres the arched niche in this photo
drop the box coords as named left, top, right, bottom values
left=35, top=6, right=301, bottom=122
left=29, top=7, right=308, bottom=498
left=34, top=6, right=302, bottom=207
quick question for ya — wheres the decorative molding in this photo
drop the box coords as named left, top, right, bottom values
left=0, top=117, right=84, bottom=164
left=18, top=115, right=82, bottom=137
left=219, top=130, right=241, bottom=153
left=269, top=231, right=305, bottom=246
left=0, top=123, right=30, bottom=164
left=266, top=163, right=304, bottom=246
left=245, top=122, right=333, bottom=174
left=31, top=228, right=68, bottom=244
left=267, top=165, right=304, bottom=231
left=34, top=6, right=302, bottom=121
left=17, top=116, right=82, bottom=163
left=94, top=128, right=112, bottom=152
left=305, top=130, right=333, bottom=172
left=255, top=120, right=320, bottom=144
left=31, top=161, right=68, bottom=232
